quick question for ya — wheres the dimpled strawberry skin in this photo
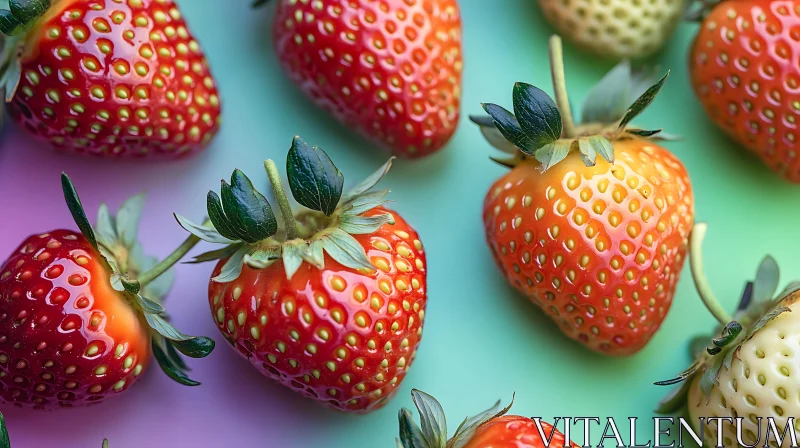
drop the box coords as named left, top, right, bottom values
left=690, top=1, right=800, bottom=181
left=208, top=208, right=427, bottom=413
left=538, top=0, right=686, bottom=60
left=688, top=292, right=800, bottom=447
left=0, top=230, right=150, bottom=409
left=483, top=140, right=694, bottom=356
left=272, top=0, right=463, bottom=158
left=8, top=0, right=221, bottom=159
left=464, top=416, right=580, bottom=448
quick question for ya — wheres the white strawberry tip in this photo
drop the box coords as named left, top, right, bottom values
left=471, top=35, right=674, bottom=172
left=397, top=389, right=514, bottom=448
left=60, top=173, right=215, bottom=387
left=655, top=222, right=798, bottom=414
left=176, top=135, right=396, bottom=283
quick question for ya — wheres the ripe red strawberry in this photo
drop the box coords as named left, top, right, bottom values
left=0, top=174, right=213, bottom=409
left=472, top=36, right=694, bottom=356
left=0, top=0, right=221, bottom=158
left=397, top=389, right=578, bottom=448
left=267, top=0, right=463, bottom=158
left=177, top=136, right=426, bottom=413
left=689, top=0, right=800, bottom=181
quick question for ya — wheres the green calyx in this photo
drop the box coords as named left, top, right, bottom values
left=471, top=35, right=672, bottom=172
left=655, top=223, right=798, bottom=414
left=0, top=413, right=8, bottom=448
left=0, top=1, right=54, bottom=133
left=60, top=174, right=214, bottom=387
left=0, top=0, right=49, bottom=36
left=177, top=135, right=396, bottom=283
left=397, top=389, right=514, bottom=448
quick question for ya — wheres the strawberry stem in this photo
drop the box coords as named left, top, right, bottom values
left=548, top=35, right=576, bottom=139
left=689, top=223, right=733, bottom=326
left=137, top=234, right=201, bottom=286
left=264, top=160, right=298, bottom=240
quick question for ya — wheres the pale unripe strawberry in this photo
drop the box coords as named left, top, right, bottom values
left=537, top=0, right=686, bottom=60
left=687, top=299, right=800, bottom=447
left=657, top=223, right=800, bottom=447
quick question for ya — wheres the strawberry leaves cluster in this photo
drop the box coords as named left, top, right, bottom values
left=177, top=135, right=395, bottom=282
left=397, top=390, right=513, bottom=448
left=470, top=55, right=671, bottom=171
left=656, top=223, right=799, bottom=413
left=61, top=175, right=214, bottom=386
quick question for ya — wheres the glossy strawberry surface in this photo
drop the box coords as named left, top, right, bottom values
left=690, top=0, right=800, bottom=181
left=208, top=208, right=426, bottom=413
left=272, top=0, right=462, bottom=158
left=464, top=417, right=579, bottom=448
left=8, top=0, right=221, bottom=159
left=0, top=230, right=149, bottom=409
left=483, top=140, right=694, bottom=356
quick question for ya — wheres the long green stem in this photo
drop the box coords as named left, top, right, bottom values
left=264, top=160, right=298, bottom=240
left=548, top=35, right=576, bottom=138
left=138, top=234, right=200, bottom=286
left=689, top=223, right=733, bottom=325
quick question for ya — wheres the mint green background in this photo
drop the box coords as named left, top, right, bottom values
left=2, top=1, right=799, bottom=446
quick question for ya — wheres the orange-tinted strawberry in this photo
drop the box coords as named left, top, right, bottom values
left=268, top=0, right=463, bottom=158
left=0, top=0, right=221, bottom=158
left=472, top=36, right=694, bottom=356
left=689, top=0, right=800, bottom=181
left=0, top=174, right=213, bottom=409
left=177, top=136, right=426, bottom=412
left=397, top=390, right=578, bottom=448
left=0, top=229, right=150, bottom=408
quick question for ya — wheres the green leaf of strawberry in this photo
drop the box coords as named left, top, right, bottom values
left=115, top=194, right=146, bottom=249
left=534, top=140, right=571, bottom=172
left=752, top=255, right=780, bottom=303
left=469, top=115, right=519, bottom=154
left=481, top=103, right=531, bottom=153
left=398, top=409, right=427, bottom=448
left=340, top=158, right=394, bottom=203
left=0, top=412, right=9, bottom=448
left=172, top=337, right=216, bottom=359
left=211, top=245, right=248, bottom=283
left=220, top=170, right=278, bottom=244
left=174, top=214, right=234, bottom=245
left=512, top=82, right=562, bottom=148
left=287, top=136, right=344, bottom=217
left=583, top=136, right=614, bottom=164
left=151, top=338, right=200, bottom=387
left=61, top=173, right=98, bottom=250
left=619, top=71, right=670, bottom=130
left=411, top=390, right=448, bottom=447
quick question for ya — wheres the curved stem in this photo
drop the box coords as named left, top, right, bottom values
left=548, top=35, right=577, bottom=138
left=138, top=234, right=200, bottom=286
left=264, top=160, right=298, bottom=240
left=689, top=223, right=733, bottom=326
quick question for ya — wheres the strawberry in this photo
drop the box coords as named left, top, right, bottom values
left=266, top=0, right=463, bottom=159
left=471, top=36, right=694, bottom=356
left=688, top=0, right=800, bottom=182
left=397, top=389, right=578, bottom=448
left=0, top=174, right=214, bottom=409
left=0, top=0, right=221, bottom=158
left=538, top=0, right=686, bottom=60
left=176, top=136, right=426, bottom=413
left=658, top=223, right=800, bottom=447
